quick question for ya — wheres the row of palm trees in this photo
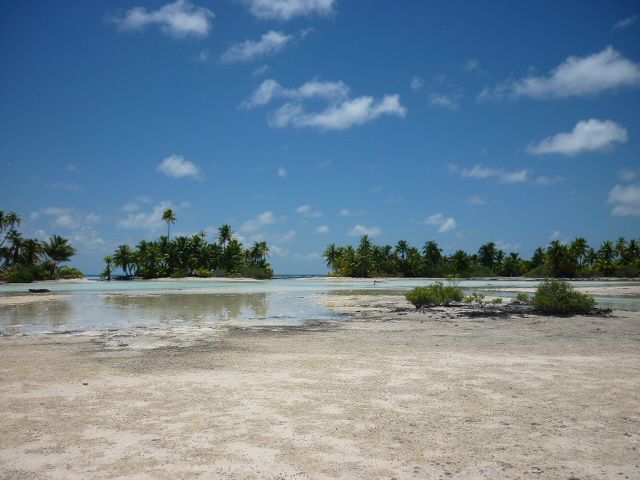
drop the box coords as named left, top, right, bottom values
left=323, top=236, right=640, bottom=278
left=0, top=210, right=79, bottom=281
left=102, top=210, right=273, bottom=279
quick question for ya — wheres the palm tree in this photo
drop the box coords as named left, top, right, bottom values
left=569, top=237, right=589, bottom=268
left=217, top=224, right=232, bottom=248
left=615, top=237, right=627, bottom=261
left=395, top=240, right=409, bottom=261
left=21, top=239, right=43, bottom=267
left=162, top=209, right=176, bottom=240
left=102, top=255, right=113, bottom=281
left=43, top=235, right=77, bottom=278
left=113, top=244, right=135, bottom=276
left=323, top=243, right=338, bottom=270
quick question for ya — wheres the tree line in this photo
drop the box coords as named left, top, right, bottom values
left=0, top=210, right=79, bottom=283
left=102, top=209, right=273, bottom=280
left=323, top=235, right=640, bottom=278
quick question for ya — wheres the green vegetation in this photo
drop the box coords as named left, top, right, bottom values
left=515, top=292, right=531, bottom=304
left=531, top=279, right=596, bottom=315
left=104, top=210, right=273, bottom=280
left=464, top=292, right=486, bottom=307
left=405, top=281, right=464, bottom=308
left=0, top=210, right=80, bottom=283
left=324, top=236, right=640, bottom=278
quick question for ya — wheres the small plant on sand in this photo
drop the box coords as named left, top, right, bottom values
left=531, top=279, right=596, bottom=315
left=491, top=297, right=503, bottom=304
left=514, top=292, right=530, bottom=304
left=464, top=292, right=486, bottom=307
left=406, top=281, right=464, bottom=308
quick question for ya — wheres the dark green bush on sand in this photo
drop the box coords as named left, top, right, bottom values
left=405, top=282, right=464, bottom=308
left=57, top=266, right=84, bottom=279
left=532, top=279, right=596, bottom=315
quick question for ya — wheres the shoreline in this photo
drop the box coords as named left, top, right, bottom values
left=1, top=293, right=639, bottom=478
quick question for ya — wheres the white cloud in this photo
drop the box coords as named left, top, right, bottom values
left=428, top=93, right=459, bottom=110
left=618, top=168, right=638, bottom=181
left=467, top=196, right=487, bottom=205
left=315, top=225, right=330, bottom=234
left=157, top=154, right=201, bottom=179
left=269, top=95, right=405, bottom=130
left=464, top=58, right=480, bottom=72
left=244, top=78, right=406, bottom=130
left=122, top=202, right=140, bottom=212
left=339, top=208, right=365, bottom=217
left=613, top=14, right=639, bottom=31
left=527, top=119, right=628, bottom=156
left=118, top=201, right=181, bottom=230
left=318, top=160, right=332, bottom=168
left=111, top=0, right=214, bottom=38
left=221, top=31, right=293, bottom=63
left=410, top=76, right=424, bottom=90
left=348, top=225, right=381, bottom=237
left=65, top=164, right=79, bottom=173
left=449, top=164, right=529, bottom=184
left=240, top=211, right=281, bottom=233
left=277, top=167, right=287, bottom=177
left=193, top=49, right=210, bottom=63
left=480, top=47, right=640, bottom=100
left=243, top=0, right=335, bottom=20
left=295, top=204, right=322, bottom=218
left=242, top=78, right=349, bottom=109
left=535, top=176, right=564, bottom=186
left=252, top=64, right=270, bottom=77
left=41, top=207, right=101, bottom=230
left=425, top=213, right=457, bottom=233
left=608, top=183, right=640, bottom=216
left=275, top=229, right=296, bottom=242
left=292, top=251, right=321, bottom=260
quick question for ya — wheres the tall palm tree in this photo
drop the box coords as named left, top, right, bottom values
left=217, top=224, right=232, bottom=248
left=323, top=243, right=338, bottom=270
left=395, top=240, right=409, bottom=262
left=569, top=237, right=589, bottom=268
left=162, top=209, right=176, bottom=240
left=21, top=239, right=43, bottom=267
left=43, top=235, right=77, bottom=278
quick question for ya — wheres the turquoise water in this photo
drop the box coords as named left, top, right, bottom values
left=1, top=278, right=639, bottom=334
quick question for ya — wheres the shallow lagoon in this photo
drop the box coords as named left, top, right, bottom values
left=1, top=278, right=639, bottom=334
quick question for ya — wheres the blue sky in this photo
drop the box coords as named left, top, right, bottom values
left=1, top=0, right=639, bottom=274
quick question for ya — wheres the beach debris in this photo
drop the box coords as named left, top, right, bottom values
left=28, top=288, right=51, bottom=293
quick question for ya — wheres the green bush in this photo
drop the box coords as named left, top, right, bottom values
left=3, top=266, right=36, bottom=283
left=405, top=281, right=464, bottom=308
left=492, top=297, right=502, bottom=304
left=514, top=292, right=531, bottom=304
left=57, top=266, right=84, bottom=279
left=239, top=265, right=274, bottom=279
left=194, top=267, right=213, bottom=278
left=464, top=292, right=486, bottom=306
left=523, top=264, right=552, bottom=278
left=531, top=279, right=596, bottom=315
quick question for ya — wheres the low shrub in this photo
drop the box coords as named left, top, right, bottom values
left=57, top=266, right=84, bottom=279
left=492, top=297, right=502, bottom=304
left=514, top=292, right=531, bottom=304
left=464, top=292, right=486, bottom=307
left=194, top=267, right=213, bottom=278
left=523, top=264, right=552, bottom=278
left=531, top=279, right=596, bottom=315
left=3, top=266, right=36, bottom=283
left=405, top=281, right=464, bottom=308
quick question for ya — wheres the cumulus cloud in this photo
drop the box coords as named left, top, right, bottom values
left=242, top=0, right=336, bottom=20
left=527, top=119, right=628, bottom=156
left=243, top=78, right=406, bottom=130
left=41, top=207, right=101, bottom=230
left=425, top=213, right=457, bottom=233
left=608, top=183, right=640, bottom=217
left=348, top=225, right=381, bottom=237
left=428, top=93, right=459, bottom=110
left=157, top=154, right=201, bottom=179
left=449, top=164, right=529, bottom=184
left=111, top=0, right=214, bottom=38
left=479, top=47, right=640, bottom=100
left=295, top=205, right=322, bottom=218
left=221, top=31, right=293, bottom=63
left=315, top=225, right=330, bottom=234
left=613, top=14, right=639, bottom=31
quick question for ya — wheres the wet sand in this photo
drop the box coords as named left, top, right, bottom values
left=0, top=294, right=639, bottom=479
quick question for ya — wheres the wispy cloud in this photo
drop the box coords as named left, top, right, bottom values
left=467, top=196, right=487, bottom=205
left=242, top=0, right=336, bottom=20
left=608, top=183, right=640, bottom=217
left=527, top=119, right=627, bottom=156
left=240, top=211, right=282, bottom=233
left=221, top=31, right=293, bottom=63
left=618, top=168, right=638, bottom=182
left=277, top=167, right=287, bottom=177
left=410, top=76, right=424, bottom=90
left=157, top=154, right=201, bottom=179
left=243, top=78, right=406, bottom=130
left=348, top=224, right=381, bottom=237
left=449, top=164, right=529, bottom=184
left=428, top=92, right=460, bottom=110
left=315, top=225, right=330, bottom=234
left=46, top=182, right=84, bottom=191
left=479, top=47, right=640, bottom=100
left=612, top=14, right=639, bottom=31
left=463, top=58, right=480, bottom=72
left=118, top=201, right=189, bottom=230
left=424, top=213, right=456, bottom=233
left=295, top=204, right=322, bottom=218
left=339, top=208, right=365, bottom=217
left=111, top=0, right=214, bottom=38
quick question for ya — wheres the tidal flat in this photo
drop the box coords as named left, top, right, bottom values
left=0, top=280, right=639, bottom=479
